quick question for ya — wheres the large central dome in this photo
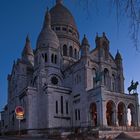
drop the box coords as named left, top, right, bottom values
left=50, top=1, right=77, bottom=30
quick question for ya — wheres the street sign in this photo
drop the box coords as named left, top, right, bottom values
left=16, top=115, right=24, bottom=120
left=15, top=106, right=24, bottom=116
left=15, top=106, right=25, bottom=136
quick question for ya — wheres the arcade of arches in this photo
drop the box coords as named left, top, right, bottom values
left=90, top=101, right=136, bottom=127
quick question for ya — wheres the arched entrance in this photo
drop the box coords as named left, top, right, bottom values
left=127, top=103, right=135, bottom=126
left=90, top=103, right=97, bottom=126
left=118, top=102, right=126, bottom=126
left=106, top=100, right=116, bottom=126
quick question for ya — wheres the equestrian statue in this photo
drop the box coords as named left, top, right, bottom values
left=128, top=80, right=139, bottom=94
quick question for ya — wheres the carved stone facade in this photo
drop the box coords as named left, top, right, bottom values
left=1, top=0, right=139, bottom=134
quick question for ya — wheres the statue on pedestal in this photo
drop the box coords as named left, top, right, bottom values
left=128, top=80, right=139, bottom=94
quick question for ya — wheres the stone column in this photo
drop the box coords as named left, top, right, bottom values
left=138, top=105, right=140, bottom=127
left=135, top=94, right=139, bottom=127
left=131, top=110, right=136, bottom=126
left=101, top=100, right=107, bottom=127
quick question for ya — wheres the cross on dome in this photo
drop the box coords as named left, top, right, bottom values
left=56, top=0, right=63, bottom=4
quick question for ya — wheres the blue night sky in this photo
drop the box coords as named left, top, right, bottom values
left=0, top=0, right=140, bottom=110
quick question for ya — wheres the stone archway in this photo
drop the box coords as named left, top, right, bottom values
left=90, top=103, right=97, bottom=127
left=127, top=103, right=135, bottom=126
left=106, top=100, right=116, bottom=126
left=118, top=102, right=126, bottom=126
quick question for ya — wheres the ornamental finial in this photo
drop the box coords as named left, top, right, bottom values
left=45, top=7, right=51, bottom=28
left=56, top=0, right=63, bottom=4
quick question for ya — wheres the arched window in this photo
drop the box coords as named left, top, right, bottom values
left=69, top=46, right=73, bottom=57
left=75, top=109, right=77, bottom=120
left=92, top=68, right=97, bottom=87
left=104, top=68, right=109, bottom=86
left=51, top=54, right=54, bottom=63
left=74, top=48, right=77, bottom=59
left=61, top=96, right=63, bottom=114
left=66, top=101, right=69, bottom=114
left=56, top=101, right=58, bottom=114
left=45, top=53, right=47, bottom=62
left=112, top=74, right=115, bottom=91
left=78, top=109, right=80, bottom=120
left=51, top=76, right=58, bottom=85
left=63, top=45, right=67, bottom=56
left=54, top=55, right=57, bottom=64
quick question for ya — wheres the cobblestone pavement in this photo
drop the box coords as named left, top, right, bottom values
left=0, top=136, right=99, bottom=140
left=0, top=136, right=50, bottom=140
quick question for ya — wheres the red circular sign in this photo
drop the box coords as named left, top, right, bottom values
left=15, top=106, right=24, bottom=116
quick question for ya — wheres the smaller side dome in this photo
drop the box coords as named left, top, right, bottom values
left=36, top=9, right=59, bottom=49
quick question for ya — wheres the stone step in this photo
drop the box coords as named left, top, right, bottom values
left=125, top=132, right=140, bottom=139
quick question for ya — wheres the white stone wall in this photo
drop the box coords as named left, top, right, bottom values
left=46, top=86, right=71, bottom=128
left=4, top=2, right=139, bottom=134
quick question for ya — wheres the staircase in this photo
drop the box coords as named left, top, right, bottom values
left=98, top=126, right=140, bottom=139
left=110, top=126, right=140, bottom=131
left=125, top=131, right=140, bottom=139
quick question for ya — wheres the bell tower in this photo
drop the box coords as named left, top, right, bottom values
left=95, top=32, right=109, bottom=61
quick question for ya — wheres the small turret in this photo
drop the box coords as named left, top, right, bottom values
left=115, top=50, right=124, bottom=93
left=115, top=50, right=122, bottom=69
left=115, top=50, right=122, bottom=60
left=22, top=35, right=34, bottom=66
left=81, top=34, right=90, bottom=57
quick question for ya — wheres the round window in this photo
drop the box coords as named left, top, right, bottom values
left=51, top=76, right=58, bottom=85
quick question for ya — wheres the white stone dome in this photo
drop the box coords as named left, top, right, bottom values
left=36, top=10, right=59, bottom=49
left=50, top=1, right=77, bottom=30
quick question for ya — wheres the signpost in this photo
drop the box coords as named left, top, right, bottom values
left=15, top=106, right=24, bottom=136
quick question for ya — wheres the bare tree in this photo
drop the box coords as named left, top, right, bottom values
left=113, top=0, right=140, bottom=50
left=77, top=0, right=140, bottom=50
